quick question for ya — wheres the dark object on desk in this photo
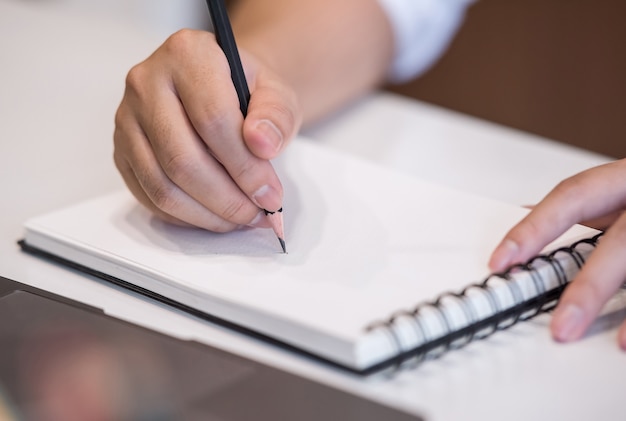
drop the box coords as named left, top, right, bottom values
left=0, top=275, right=421, bottom=421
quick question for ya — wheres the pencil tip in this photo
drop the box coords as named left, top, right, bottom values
left=263, top=207, right=286, bottom=253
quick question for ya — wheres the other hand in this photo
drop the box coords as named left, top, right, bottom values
left=489, top=159, right=626, bottom=349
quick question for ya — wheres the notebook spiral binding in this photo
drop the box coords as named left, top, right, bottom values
left=366, top=232, right=603, bottom=372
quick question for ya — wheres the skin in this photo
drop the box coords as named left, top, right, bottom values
left=113, top=0, right=393, bottom=232
left=115, top=0, right=626, bottom=349
left=489, top=159, right=626, bottom=349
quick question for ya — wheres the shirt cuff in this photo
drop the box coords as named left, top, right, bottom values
left=377, top=0, right=474, bottom=82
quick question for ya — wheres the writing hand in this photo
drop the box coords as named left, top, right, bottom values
left=114, top=30, right=301, bottom=232
left=489, top=159, right=626, bottom=348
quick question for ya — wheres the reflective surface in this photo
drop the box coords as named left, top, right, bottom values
left=0, top=277, right=420, bottom=421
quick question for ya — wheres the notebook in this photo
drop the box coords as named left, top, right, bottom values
left=20, top=138, right=600, bottom=375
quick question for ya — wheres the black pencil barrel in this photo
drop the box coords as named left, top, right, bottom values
left=206, top=0, right=250, bottom=116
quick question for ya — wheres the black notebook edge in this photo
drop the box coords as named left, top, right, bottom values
left=18, top=239, right=372, bottom=376
left=18, top=233, right=602, bottom=375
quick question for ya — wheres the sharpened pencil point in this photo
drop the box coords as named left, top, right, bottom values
left=206, top=0, right=286, bottom=253
left=264, top=208, right=286, bottom=253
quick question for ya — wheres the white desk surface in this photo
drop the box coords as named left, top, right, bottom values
left=1, top=1, right=624, bottom=420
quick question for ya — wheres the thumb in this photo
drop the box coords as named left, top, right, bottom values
left=243, top=67, right=302, bottom=160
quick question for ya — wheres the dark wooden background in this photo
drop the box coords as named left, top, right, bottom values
left=387, top=0, right=626, bottom=158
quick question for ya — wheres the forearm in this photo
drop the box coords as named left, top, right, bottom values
left=230, top=0, right=394, bottom=126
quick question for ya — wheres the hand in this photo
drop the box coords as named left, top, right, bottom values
left=114, top=29, right=301, bottom=232
left=489, top=159, right=626, bottom=349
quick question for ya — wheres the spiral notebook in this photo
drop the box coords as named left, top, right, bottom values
left=20, top=139, right=599, bottom=375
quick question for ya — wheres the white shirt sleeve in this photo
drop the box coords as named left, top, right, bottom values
left=376, top=0, right=474, bottom=82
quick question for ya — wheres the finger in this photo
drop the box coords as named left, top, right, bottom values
left=579, top=210, right=623, bottom=231
left=126, top=44, right=265, bottom=225
left=529, top=201, right=625, bottom=232
left=618, top=320, right=626, bottom=350
left=550, top=212, right=626, bottom=342
left=242, top=57, right=302, bottom=160
left=114, top=108, right=246, bottom=232
left=489, top=161, right=626, bottom=272
left=168, top=31, right=284, bottom=213
left=135, top=87, right=262, bottom=226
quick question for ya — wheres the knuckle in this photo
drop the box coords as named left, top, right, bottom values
left=124, top=63, right=147, bottom=96
left=553, top=176, right=586, bottom=203
left=196, top=109, right=231, bottom=139
left=163, top=151, right=198, bottom=186
left=219, top=197, right=249, bottom=223
left=257, top=100, right=297, bottom=138
left=163, top=29, right=216, bottom=63
left=163, top=29, right=197, bottom=54
left=271, top=102, right=297, bottom=136
left=507, top=218, right=542, bottom=247
left=571, top=277, right=610, bottom=312
left=131, top=164, right=179, bottom=215
left=582, top=280, right=607, bottom=306
left=148, top=183, right=180, bottom=215
left=231, top=156, right=256, bottom=182
left=112, top=123, right=123, bottom=150
left=284, top=88, right=302, bottom=128
left=112, top=147, right=125, bottom=171
left=113, top=107, right=125, bottom=131
left=112, top=124, right=135, bottom=172
left=113, top=106, right=133, bottom=141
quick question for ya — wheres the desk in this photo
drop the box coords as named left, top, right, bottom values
left=1, top=1, right=623, bottom=419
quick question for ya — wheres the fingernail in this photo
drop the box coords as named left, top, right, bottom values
left=491, top=239, right=519, bottom=271
left=255, top=119, right=283, bottom=154
left=252, top=184, right=281, bottom=211
left=246, top=211, right=269, bottom=228
left=552, top=304, right=584, bottom=342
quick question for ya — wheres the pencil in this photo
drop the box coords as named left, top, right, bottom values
left=205, top=0, right=286, bottom=253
